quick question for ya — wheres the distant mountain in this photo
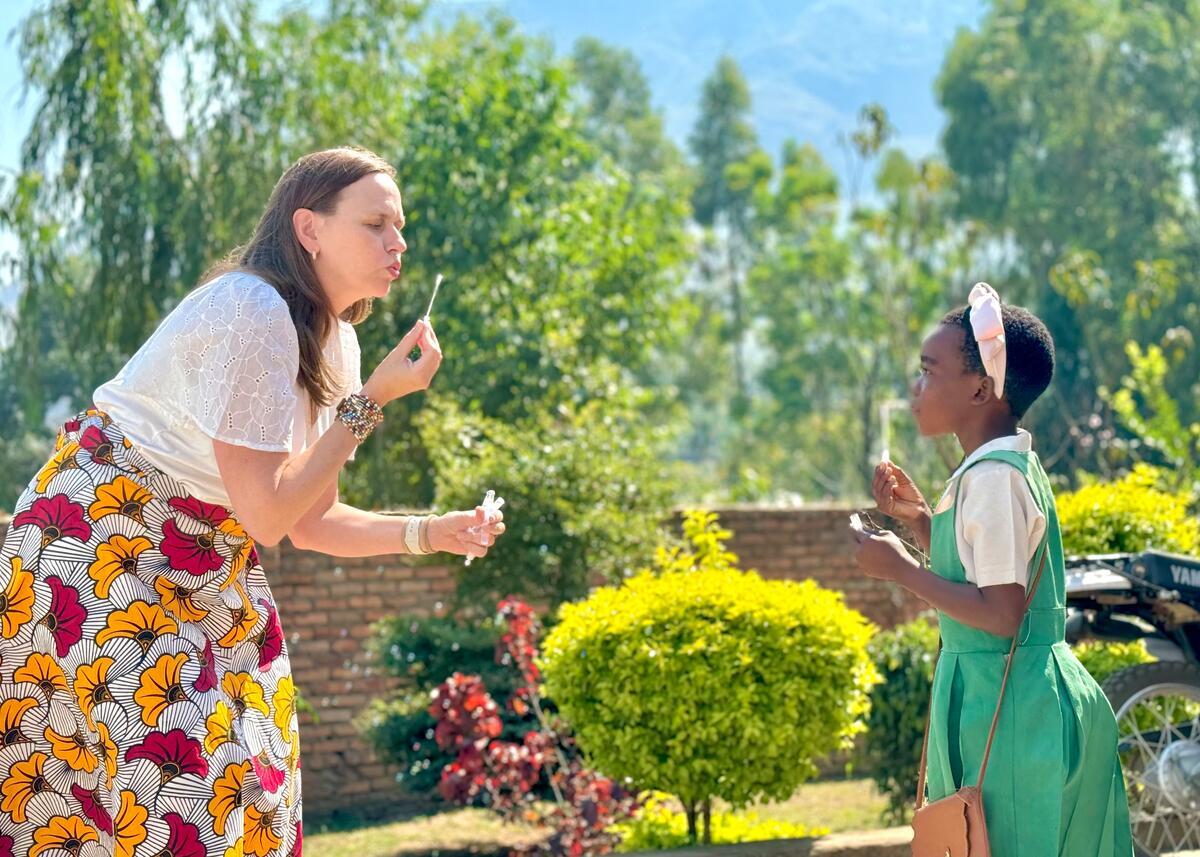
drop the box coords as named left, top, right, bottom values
left=441, top=0, right=987, bottom=179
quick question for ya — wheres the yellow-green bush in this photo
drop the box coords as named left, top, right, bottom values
left=1057, top=465, right=1200, bottom=555
left=1073, top=639, right=1155, bottom=685
left=613, top=793, right=829, bottom=851
left=540, top=511, right=879, bottom=843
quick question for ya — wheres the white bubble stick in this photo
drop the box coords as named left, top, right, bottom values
left=423, top=273, right=444, bottom=321
left=464, top=489, right=505, bottom=566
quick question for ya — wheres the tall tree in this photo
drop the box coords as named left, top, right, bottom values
left=569, top=36, right=684, bottom=182
left=688, top=55, right=763, bottom=419
left=744, top=128, right=971, bottom=501
left=937, top=0, right=1200, bottom=477
left=8, top=0, right=223, bottom=423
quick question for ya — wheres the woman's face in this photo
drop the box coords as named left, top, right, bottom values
left=308, top=172, right=407, bottom=314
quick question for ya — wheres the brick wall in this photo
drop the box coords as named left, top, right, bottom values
left=0, top=507, right=925, bottom=820
left=260, top=543, right=460, bottom=819
left=709, top=506, right=927, bottom=629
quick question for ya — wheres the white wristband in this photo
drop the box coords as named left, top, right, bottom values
left=404, top=515, right=425, bottom=555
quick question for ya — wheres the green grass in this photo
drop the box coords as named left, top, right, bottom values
left=306, top=807, right=542, bottom=857
left=305, top=778, right=890, bottom=857
left=752, top=777, right=888, bottom=833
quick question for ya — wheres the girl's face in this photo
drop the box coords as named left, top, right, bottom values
left=309, top=172, right=408, bottom=314
left=909, top=323, right=986, bottom=436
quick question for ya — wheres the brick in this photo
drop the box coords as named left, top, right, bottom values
left=346, top=568, right=383, bottom=581
left=290, top=611, right=328, bottom=628
left=290, top=638, right=331, bottom=655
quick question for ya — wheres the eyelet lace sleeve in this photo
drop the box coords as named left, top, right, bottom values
left=122, top=272, right=301, bottom=451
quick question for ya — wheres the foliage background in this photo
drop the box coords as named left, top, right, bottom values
left=4, top=0, right=1198, bottom=529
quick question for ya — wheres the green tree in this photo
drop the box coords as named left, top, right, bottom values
left=337, top=15, right=689, bottom=506
left=569, top=36, right=685, bottom=183
left=937, top=0, right=1200, bottom=478
left=741, top=121, right=973, bottom=501
left=685, top=55, right=764, bottom=438
left=7, top=0, right=212, bottom=425
left=1, top=2, right=691, bottom=517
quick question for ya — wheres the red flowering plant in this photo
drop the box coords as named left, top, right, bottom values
left=429, top=598, right=639, bottom=856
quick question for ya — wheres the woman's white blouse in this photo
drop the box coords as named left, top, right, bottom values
left=94, top=271, right=361, bottom=507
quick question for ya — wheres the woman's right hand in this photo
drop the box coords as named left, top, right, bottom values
left=872, top=461, right=930, bottom=523
left=362, top=319, right=442, bottom=405
left=428, top=506, right=507, bottom=560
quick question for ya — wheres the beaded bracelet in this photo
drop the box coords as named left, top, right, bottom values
left=335, top=392, right=384, bottom=442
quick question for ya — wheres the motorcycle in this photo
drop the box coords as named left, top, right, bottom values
left=1065, top=549, right=1200, bottom=857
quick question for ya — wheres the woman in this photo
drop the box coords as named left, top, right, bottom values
left=0, top=147, right=505, bottom=857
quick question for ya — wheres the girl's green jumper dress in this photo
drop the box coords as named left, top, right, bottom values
left=924, top=447, right=1133, bottom=856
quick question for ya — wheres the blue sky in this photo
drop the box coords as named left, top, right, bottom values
left=470, top=0, right=987, bottom=168
left=0, top=0, right=986, bottom=257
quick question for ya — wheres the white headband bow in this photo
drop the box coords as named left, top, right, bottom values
left=968, top=282, right=1006, bottom=399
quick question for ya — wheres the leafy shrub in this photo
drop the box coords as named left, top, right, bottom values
left=540, top=511, right=879, bottom=844
left=418, top=392, right=680, bottom=611
left=1057, top=465, right=1200, bottom=555
left=1073, top=639, right=1155, bottom=684
left=429, top=600, right=639, bottom=857
left=860, top=614, right=939, bottom=824
left=358, top=612, right=541, bottom=796
left=1071, top=639, right=1199, bottom=735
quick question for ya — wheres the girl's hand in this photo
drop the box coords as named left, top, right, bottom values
left=872, top=461, right=930, bottom=524
left=850, top=525, right=918, bottom=582
left=428, top=506, right=506, bottom=560
left=362, top=319, right=442, bottom=405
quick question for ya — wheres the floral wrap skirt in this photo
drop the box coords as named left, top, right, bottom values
left=0, top=409, right=301, bottom=857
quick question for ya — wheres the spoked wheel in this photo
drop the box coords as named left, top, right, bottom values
left=1103, top=662, right=1200, bottom=857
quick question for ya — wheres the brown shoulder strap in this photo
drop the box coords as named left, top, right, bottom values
left=914, top=641, right=939, bottom=811
left=914, top=543, right=1050, bottom=810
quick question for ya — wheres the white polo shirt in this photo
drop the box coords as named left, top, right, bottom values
left=932, top=430, right=1047, bottom=589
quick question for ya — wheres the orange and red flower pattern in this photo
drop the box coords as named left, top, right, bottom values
left=0, top=410, right=302, bottom=856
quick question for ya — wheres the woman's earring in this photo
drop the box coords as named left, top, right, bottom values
left=310, top=248, right=318, bottom=262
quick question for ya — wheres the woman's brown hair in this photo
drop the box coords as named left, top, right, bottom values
left=205, top=146, right=395, bottom=413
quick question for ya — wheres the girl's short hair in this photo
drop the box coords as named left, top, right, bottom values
left=941, top=303, right=1055, bottom=419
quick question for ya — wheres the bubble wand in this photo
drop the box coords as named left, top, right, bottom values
left=424, top=273, right=443, bottom=321
left=464, top=489, right=505, bottom=566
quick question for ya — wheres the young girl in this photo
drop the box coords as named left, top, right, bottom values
left=852, top=284, right=1132, bottom=856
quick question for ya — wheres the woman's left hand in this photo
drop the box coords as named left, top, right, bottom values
left=851, top=526, right=917, bottom=582
left=428, top=506, right=506, bottom=560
